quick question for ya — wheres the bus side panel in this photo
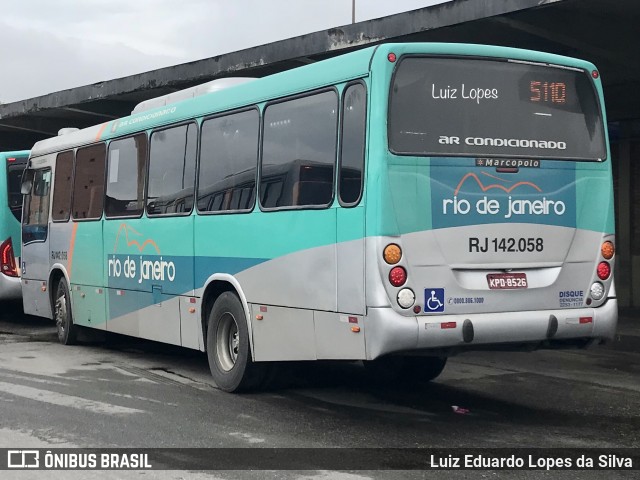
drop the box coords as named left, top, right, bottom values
left=69, top=222, right=106, bottom=329
left=142, top=215, right=195, bottom=347
left=103, top=217, right=192, bottom=346
left=314, top=311, right=366, bottom=360
left=336, top=206, right=366, bottom=315
left=107, top=291, right=182, bottom=346
left=22, top=278, right=51, bottom=317
left=230, top=209, right=338, bottom=311
left=22, top=233, right=52, bottom=318
left=249, top=304, right=316, bottom=361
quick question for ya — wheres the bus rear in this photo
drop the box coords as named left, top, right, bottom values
left=0, top=150, right=29, bottom=301
left=365, top=44, right=616, bottom=361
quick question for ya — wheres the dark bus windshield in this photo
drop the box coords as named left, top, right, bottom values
left=6, top=158, right=28, bottom=221
left=388, top=56, right=606, bottom=160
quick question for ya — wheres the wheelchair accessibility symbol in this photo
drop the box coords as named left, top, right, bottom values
left=424, top=288, right=445, bottom=312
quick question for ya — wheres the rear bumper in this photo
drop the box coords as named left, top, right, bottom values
left=365, top=298, right=618, bottom=359
left=0, top=273, right=22, bottom=301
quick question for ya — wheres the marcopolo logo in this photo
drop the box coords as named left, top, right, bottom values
left=442, top=172, right=566, bottom=219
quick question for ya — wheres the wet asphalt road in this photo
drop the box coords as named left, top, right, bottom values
left=0, top=301, right=638, bottom=479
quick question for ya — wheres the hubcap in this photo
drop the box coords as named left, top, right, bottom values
left=55, top=293, right=67, bottom=339
left=215, top=312, right=239, bottom=372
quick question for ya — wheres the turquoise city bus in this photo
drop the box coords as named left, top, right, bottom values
left=0, top=150, right=29, bottom=301
left=20, top=43, right=616, bottom=392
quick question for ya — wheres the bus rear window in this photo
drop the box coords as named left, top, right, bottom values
left=388, top=57, right=606, bottom=160
left=7, top=158, right=27, bottom=221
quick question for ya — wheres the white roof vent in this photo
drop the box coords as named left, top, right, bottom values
left=131, top=78, right=256, bottom=114
left=58, top=128, right=80, bottom=136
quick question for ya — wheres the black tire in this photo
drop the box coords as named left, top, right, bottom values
left=206, top=292, right=265, bottom=392
left=364, top=355, right=447, bottom=383
left=54, top=279, right=77, bottom=345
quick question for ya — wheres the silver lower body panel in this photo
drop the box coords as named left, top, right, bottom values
left=365, top=298, right=618, bottom=359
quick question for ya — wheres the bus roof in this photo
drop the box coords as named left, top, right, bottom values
left=0, top=150, right=30, bottom=160
left=29, top=45, right=378, bottom=157
left=28, top=42, right=600, bottom=158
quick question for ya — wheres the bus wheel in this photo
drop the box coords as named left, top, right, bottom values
left=414, top=356, right=447, bottom=382
left=206, top=292, right=263, bottom=392
left=54, top=280, right=77, bottom=345
left=364, top=356, right=447, bottom=383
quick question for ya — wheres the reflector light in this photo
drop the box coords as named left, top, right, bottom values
left=383, top=244, right=402, bottom=264
left=7, top=157, right=15, bottom=162
left=389, top=266, right=407, bottom=287
left=441, top=322, right=456, bottom=329
left=413, top=305, right=421, bottom=314
left=0, top=238, right=18, bottom=277
left=596, top=261, right=611, bottom=280
left=601, top=241, right=615, bottom=260
left=388, top=53, right=397, bottom=63
left=592, top=70, right=599, bottom=79
left=590, top=282, right=604, bottom=300
left=579, top=317, right=593, bottom=324
left=397, top=288, right=415, bottom=309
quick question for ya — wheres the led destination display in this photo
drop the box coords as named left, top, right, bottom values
left=389, top=57, right=606, bottom=160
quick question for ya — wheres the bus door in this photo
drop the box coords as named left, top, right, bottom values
left=247, top=91, right=340, bottom=361
left=21, top=166, right=53, bottom=316
left=328, top=82, right=368, bottom=360
left=336, top=82, right=367, bottom=317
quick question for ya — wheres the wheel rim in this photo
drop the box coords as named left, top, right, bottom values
left=55, top=292, right=67, bottom=340
left=215, top=311, right=239, bottom=372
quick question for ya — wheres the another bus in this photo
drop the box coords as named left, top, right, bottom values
left=20, top=43, right=616, bottom=391
left=0, top=150, right=29, bottom=301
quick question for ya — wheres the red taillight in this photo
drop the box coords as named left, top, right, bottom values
left=389, top=266, right=407, bottom=287
left=592, top=70, right=599, bottom=79
left=0, top=238, right=18, bottom=277
left=388, top=53, right=397, bottom=63
left=7, top=157, right=16, bottom=163
left=597, top=261, right=611, bottom=280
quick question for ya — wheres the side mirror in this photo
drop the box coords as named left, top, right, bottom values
left=20, top=168, right=34, bottom=194
left=21, top=179, right=33, bottom=195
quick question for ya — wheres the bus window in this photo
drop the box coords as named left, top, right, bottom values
left=261, top=90, right=338, bottom=209
left=52, top=151, right=74, bottom=222
left=23, top=169, right=51, bottom=243
left=72, top=144, right=106, bottom=220
left=106, top=134, right=147, bottom=218
left=147, top=123, right=197, bottom=216
left=339, top=83, right=367, bottom=206
left=198, top=109, right=259, bottom=213
left=6, top=161, right=26, bottom=222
